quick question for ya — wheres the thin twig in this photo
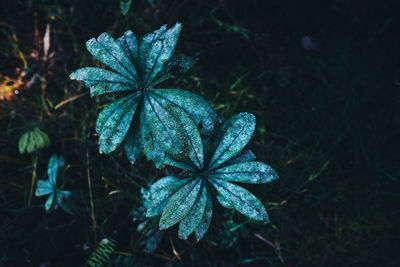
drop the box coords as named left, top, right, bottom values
left=87, top=150, right=97, bottom=243
left=27, top=155, right=38, bottom=207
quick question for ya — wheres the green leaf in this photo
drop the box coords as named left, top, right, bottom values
left=146, top=177, right=191, bottom=217
left=18, top=131, right=29, bottom=154
left=120, top=0, right=132, bottom=15
left=178, top=182, right=208, bottom=239
left=86, top=32, right=139, bottom=82
left=210, top=178, right=269, bottom=221
left=18, top=128, right=50, bottom=154
left=96, top=93, right=140, bottom=154
left=144, top=23, right=181, bottom=85
left=47, top=154, right=64, bottom=186
left=122, top=124, right=143, bottom=165
left=150, top=89, right=219, bottom=135
left=159, top=177, right=202, bottom=230
left=69, top=67, right=137, bottom=97
left=210, top=161, right=278, bottom=184
left=194, top=191, right=213, bottom=241
left=209, top=112, right=255, bottom=169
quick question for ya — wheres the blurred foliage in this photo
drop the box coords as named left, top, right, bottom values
left=0, top=0, right=399, bottom=266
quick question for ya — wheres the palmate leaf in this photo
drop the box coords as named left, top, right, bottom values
left=146, top=112, right=278, bottom=241
left=18, top=128, right=50, bottom=154
left=70, top=23, right=218, bottom=167
left=35, top=155, right=72, bottom=212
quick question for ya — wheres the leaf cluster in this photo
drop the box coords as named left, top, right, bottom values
left=70, top=23, right=278, bottom=241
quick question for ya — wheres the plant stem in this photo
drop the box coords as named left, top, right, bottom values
left=87, top=150, right=97, bottom=243
left=27, top=155, right=38, bottom=207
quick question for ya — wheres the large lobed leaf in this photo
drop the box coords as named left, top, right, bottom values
left=96, top=93, right=140, bottom=154
left=70, top=23, right=219, bottom=168
left=146, top=112, right=278, bottom=240
left=209, top=112, right=256, bottom=169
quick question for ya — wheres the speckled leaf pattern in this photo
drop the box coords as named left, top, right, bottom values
left=143, top=94, right=187, bottom=159
left=140, top=111, right=166, bottom=168
left=178, top=182, right=208, bottom=239
left=96, top=93, right=140, bottom=154
left=86, top=32, right=139, bottom=82
left=117, top=30, right=139, bottom=74
left=194, top=191, right=213, bottom=241
left=145, top=23, right=182, bottom=83
left=209, top=112, right=256, bottom=169
left=216, top=194, right=234, bottom=209
left=150, top=89, right=219, bottom=135
left=211, top=178, right=269, bottom=221
left=210, top=161, right=278, bottom=184
left=159, top=178, right=202, bottom=230
left=150, top=91, right=204, bottom=168
left=18, top=128, right=50, bottom=154
left=222, top=149, right=256, bottom=166
left=146, top=177, right=191, bottom=217
left=69, top=67, right=136, bottom=97
left=122, top=124, right=143, bottom=165
left=163, top=154, right=196, bottom=172
left=70, top=24, right=212, bottom=166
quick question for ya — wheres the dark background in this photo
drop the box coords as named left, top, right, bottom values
left=0, top=0, right=399, bottom=266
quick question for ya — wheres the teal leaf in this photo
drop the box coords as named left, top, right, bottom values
left=117, top=30, right=139, bottom=74
left=146, top=177, right=191, bottom=217
left=144, top=23, right=181, bottom=85
left=222, top=149, right=256, bottom=166
left=210, top=178, right=269, bottom=221
left=194, top=191, right=213, bottom=241
left=122, top=124, right=143, bottom=165
left=159, top=177, right=202, bottom=230
left=139, top=25, right=167, bottom=78
left=150, top=91, right=204, bottom=168
left=209, top=112, right=255, bottom=169
left=48, top=154, right=64, bottom=186
left=150, top=54, right=195, bottom=85
left=35, top=180, right=53, bottom=196
left=57, top=190, right=72, bottom=206
left=150, top=89, right=219, bottom=135
left=143, top=94, right=187, bottom=159
left=163, top=154, right=196, bottom=172
left=86, top=32, right=138, bottom=82
left=69, top=67, right=137, bottom=97
left=216, top=194, right=233, bottom=209
left=140, top=105, right=166, bottom=168
left=210, top=161, right=278, bottom=184
left=96, top=93, right=140, bottom=154
left=120, top=0, right=132, bottom=15
left=45, top=193, right=55, bottom=211
left=178, top=182, right=208, bottom=239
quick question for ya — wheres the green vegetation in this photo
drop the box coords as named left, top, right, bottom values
left=0, top=0, right=398, bottom=266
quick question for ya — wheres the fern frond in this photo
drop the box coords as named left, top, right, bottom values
left=87, top=238, right=116, bottom=267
